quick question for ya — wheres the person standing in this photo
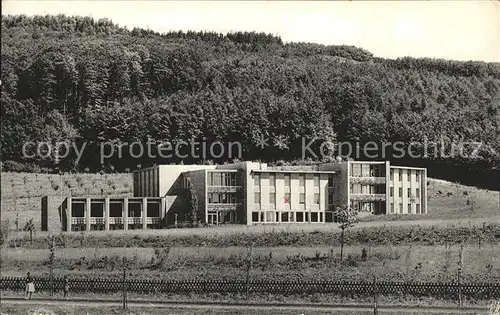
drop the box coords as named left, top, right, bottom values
left=63, top=275, right=70, bottom=299
left=25, top=272, right=35, bottom=299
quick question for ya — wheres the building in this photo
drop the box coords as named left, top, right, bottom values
left=41, top=161, right=427, bottom=231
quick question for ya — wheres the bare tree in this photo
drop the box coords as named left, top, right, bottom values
left=23, top=218, right=35, bottom=245
left=334, top=204, right=359, bottom=261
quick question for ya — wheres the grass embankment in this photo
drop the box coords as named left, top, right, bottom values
left=2, top=223, right=499, bottom=283
left=7, top=222, right=499, bottom=249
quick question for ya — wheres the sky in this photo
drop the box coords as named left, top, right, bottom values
left=2, top=0, right=499, bottom=62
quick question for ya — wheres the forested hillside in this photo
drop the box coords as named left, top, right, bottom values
left=1, top=15, right=499, bottom=189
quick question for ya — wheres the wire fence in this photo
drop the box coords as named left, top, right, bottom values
left=2, top=277, right=499, bottom=300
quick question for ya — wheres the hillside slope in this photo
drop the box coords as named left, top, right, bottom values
left=1, top=14, right=499, bottom=189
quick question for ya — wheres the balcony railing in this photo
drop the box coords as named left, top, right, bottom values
left=349, top=194, right=386, bottom=201
left=207, top=203, right=242, bottom=211
left=207, top=186, right=242, bottom=193
left=349, top=177, right=386, bottom=184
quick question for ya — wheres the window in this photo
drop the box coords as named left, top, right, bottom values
left=325, top=212, right=334, bottom=222
left=183, top=177, right=191, bottom=188
left=416, top=204, right=421, bottom=214
left=314, top=175, right=320, bottom=187
left=399, top=203, right=403, bottom=213
left=254, top=192, right=260, bottom=204
left=416, top=172, right=420, bottom=182
left=311, top=212, right=319, bottom=222
left=390, top=203, right=394, bottom=213
left=408, top=188, right=411, bottom=197
left=408, top=203, right=412, bottom=212
left=281, top=212, right=289, bottom=222
left=299, top=193, right=305, bottom=204
left=211, top=173, right=222, bottom=186
left=390, top=171, right=394, bottom=180
left=221, top=193, right=228, bottom=204
left=314, top=193, right=320, bottom=204
left=399, top=187, right=403, bottom=197
left=284, top=175, right=291, bottom=187
left=269, top=193, right=276, bottom=204
left=351, top=184, right=361, bottom=194
left=328, top=176, right=334, bottom=188
left=352, top=164, right=361, bottom=177
left=254, top=175, right=260, bottom=187
left=269, top=174, right=276, bottom=187
left=398, top=170, right=402, bottom=181
left=361, top=164, right=370, bottom=177
left=296, top=212, right=304, bottom=222
left=328, top=193, right=334, bottom=204
left=284, top=193, right=291, bottom=204
left=299, top=175, right=305, bottom=187
left=252, top=212, right=259, bottom=222
left=222, top=173, right=233, bottom=186
left=416, top=188, right=420, bottom=197
left=390, top=187, right=393, bottom=197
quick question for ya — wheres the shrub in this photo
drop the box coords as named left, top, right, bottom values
left=361, top=248, right=368, bottom=261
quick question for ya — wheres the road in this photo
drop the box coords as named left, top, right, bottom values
left=0, top=297, right=489, bottom=314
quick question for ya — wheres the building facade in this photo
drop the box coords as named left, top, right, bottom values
left=133, top=160, right=427, bottom=226
left=42, top=160, right=427, bottom=231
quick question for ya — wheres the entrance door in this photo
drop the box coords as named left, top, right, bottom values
left=208, top=212, right=218, bottom=225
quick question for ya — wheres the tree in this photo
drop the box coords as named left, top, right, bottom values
left=23, top=218, right=35, bottom=245
left=46, top=235, right=56, bottom=295
left=334, top=204, right=359, bottom=261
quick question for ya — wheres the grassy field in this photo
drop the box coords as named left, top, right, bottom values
left=2, top=243, right=499, bottom=283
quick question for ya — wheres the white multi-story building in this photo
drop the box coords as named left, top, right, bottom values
left=42, top=160, right=427, bottom=231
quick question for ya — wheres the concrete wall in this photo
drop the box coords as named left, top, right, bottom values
left=41, top=195, right=66, bottom=232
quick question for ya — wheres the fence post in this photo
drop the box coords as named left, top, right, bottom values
left=458, top=244, right=463, bottom=308
left=122, top=258, right=127, bottom=310
left=373, top=275, right=378, bottom=315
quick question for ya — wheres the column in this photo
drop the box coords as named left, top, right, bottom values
left=160, top=197, right=166, bottom=227
left=85, top=197, right=91, bottom=231
left=123, top=198, right=128, bottom=230
left=66, top=197, right=72, bottom=232
left=142, top=198, right=148, bottom=229
left=104, top=197, right=110, bottom=231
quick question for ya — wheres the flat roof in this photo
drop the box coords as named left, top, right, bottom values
left=390, top=165, right=426, bottom=171
left=251, top=170, right=337, bottom=174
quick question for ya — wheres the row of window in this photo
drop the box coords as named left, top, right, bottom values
left=208, top=172, right=239, bottom=186
left=251, top=211, right=324, bottom=223
left=208, top=192, right=238, bottom=204
left=390, top=169, right=422, bottom=182
left=350, top=164, right=385, bottom=177
left=254, top=192, right=321, bottom=205
left=389, top=203, right=422, bottom=214
left=350, top=184, right=386, bottom=194
left=389, top=187, right=421, bottom=198
left=253, top=174, right=334, bottom=188
left=70, top=202, right=160, bottom=218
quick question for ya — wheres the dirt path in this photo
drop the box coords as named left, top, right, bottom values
left=0, top=297, right=489, bottom=314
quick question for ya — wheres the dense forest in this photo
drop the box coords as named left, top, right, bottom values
left=1, top=15, right=499, bottom=189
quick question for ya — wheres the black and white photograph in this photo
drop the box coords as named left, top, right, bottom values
left=0, top=1, right=499, bottom=314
